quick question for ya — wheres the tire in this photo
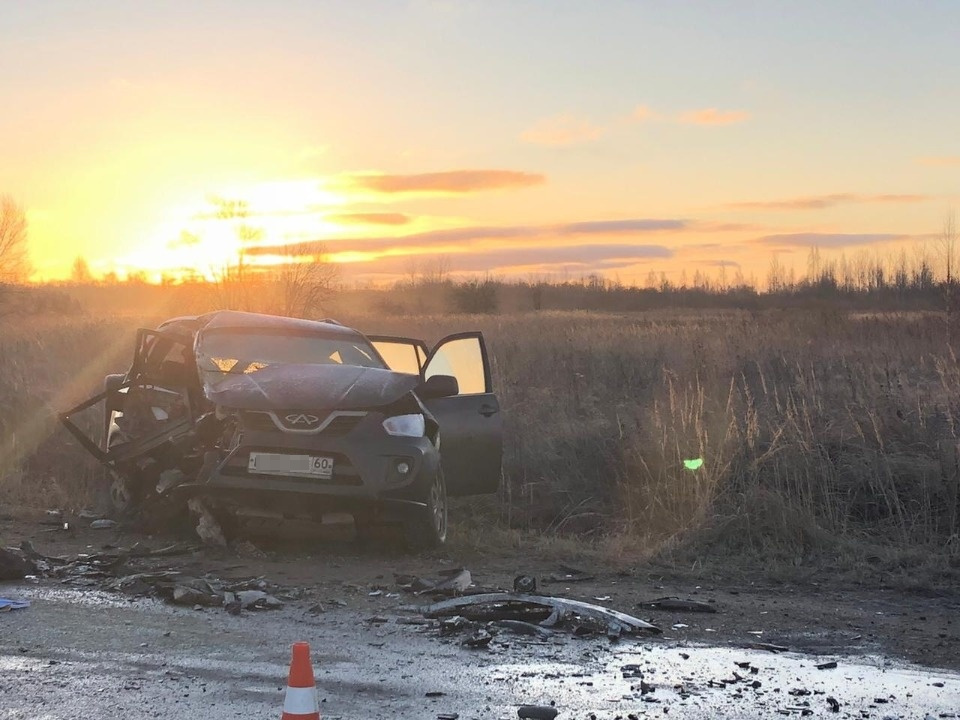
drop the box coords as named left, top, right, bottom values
left=404, top=467, right=448, bottom=551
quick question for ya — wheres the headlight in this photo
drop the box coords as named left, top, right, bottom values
left=382, top=413, right=425, bottom=437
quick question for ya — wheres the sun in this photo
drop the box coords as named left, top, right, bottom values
left=108, top=179, right=351, bottom=281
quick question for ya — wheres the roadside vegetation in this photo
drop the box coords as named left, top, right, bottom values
left=2, top=254, right=960, bottom=583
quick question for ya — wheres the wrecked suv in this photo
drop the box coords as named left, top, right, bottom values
left=61, top=311, right=503, bottom=548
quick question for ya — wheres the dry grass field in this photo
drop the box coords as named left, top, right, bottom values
left=2, top=302, right=959, bottom=581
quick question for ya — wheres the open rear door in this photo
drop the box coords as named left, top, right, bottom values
left=421, top=332, right=502, bottom=496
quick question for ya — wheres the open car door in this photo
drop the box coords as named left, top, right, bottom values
left=60, top=328, right=200, bottom=467
left=421, top=332, right=502, bottom=496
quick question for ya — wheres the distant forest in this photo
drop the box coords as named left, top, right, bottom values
left=4, top=243, right=960, bottom=317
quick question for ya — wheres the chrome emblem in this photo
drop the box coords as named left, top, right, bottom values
left=284, top=413, right=320, bottom=427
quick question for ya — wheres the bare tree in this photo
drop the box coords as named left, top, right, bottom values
left=939, top=210, right=957, bottom=285
left=270, top=243, right=340, bottom=318
left=421, top=255, right=451, bottom=285
left=939, top=211, right=959, bottom=346
left=767, top=253, right=785, bottom=292
left=0, top=195, right=31, bottom=284
left=71, top=256, right=93, bottom=284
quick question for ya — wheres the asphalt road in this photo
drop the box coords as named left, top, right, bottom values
left=2, top=581, right=958, bottom=719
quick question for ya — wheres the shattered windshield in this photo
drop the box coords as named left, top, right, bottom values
left=196, top=330, right=385, bottom=380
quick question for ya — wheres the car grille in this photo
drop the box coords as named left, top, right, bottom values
left=241, top=411, right=365, bottom=436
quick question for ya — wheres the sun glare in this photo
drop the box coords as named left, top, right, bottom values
left=106, top=179, right=353, bottom=281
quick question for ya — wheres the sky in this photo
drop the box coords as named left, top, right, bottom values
left=1, top=0, right=958, bottom=285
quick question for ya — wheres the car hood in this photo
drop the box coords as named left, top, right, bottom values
left=202, top=363, right=421, bottom=411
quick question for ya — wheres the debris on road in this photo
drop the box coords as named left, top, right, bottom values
left=439, top=615, right=471, bottom=636
left=749, top=642, right=789, bottom=653
left=423, top=592, right=661, bottom=638
left=10, top=538, right=287, bottom=614
left=0, top=547, right=36, bottom=581
left=90, top=519, right=118, bottom=530
left=0, top=597, right=30, bottom=611
left=395, top=567, right=472, bottom=597
left=542, top=565, right=594, bottom=584
left=638, top=596, right=718, bottom=613
left=495, top=620, right=554, bottom=639
left=513, top=574, right=538, bottom=593
left=517, top=705, right=559, bottom=720
left=461, top=629, right=493, bottom=648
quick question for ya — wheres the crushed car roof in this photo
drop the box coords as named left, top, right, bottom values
left=195, top=310, right=359, bottom=338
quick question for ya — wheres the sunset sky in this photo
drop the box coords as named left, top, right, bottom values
left=2, top=1, right=959, bottom=285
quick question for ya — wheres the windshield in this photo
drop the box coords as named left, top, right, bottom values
left=196, top=330, right=386, bottom=380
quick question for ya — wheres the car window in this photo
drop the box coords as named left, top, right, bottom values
left=372, top=341, right=421, bottom=374
left=196, top=330, right=385, bottom=379
left=425, top=337, right=486, bottom=395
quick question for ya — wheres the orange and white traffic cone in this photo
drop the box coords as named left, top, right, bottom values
left=281, top=642, right=320, bottom=720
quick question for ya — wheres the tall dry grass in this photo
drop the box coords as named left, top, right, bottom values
left=2, top=307, right=959, bottom=573
left=345, top=309, right=960, bottom=567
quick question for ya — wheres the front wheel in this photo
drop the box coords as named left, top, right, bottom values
left=404, top=467, right=448, bottom=550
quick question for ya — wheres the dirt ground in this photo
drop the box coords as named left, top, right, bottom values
left=2, top=508, right=959, bottom=718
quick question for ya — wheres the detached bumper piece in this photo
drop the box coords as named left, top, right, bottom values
left=423, top=592, right=661, bottom=638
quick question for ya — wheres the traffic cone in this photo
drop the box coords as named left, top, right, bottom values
left=281, top=642, right=320, bottom=720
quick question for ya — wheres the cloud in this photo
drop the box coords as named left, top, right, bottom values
left=446, top=244, right=672, bottom=272
left=917, top=155, right=960, bottom=167
left=334, top=243, right=673, bottom=277
left=521, top=114, right=605, bottom=146
left=754, top=232, right=909, bottom=249
left=702, top=259, right=741, bottom=268
left=678, top=108, right=750, bottom=126
left=558, top=219, right=686, bottom=234
left=334, top=170, right=545, bottom=194
left=728, top=193, right=928, bottom=211
left=681, top=243, right=723, bottom=251
left=689, top=221, right=768, bottom=233
left=247, top=217, right=691, bottom=257
left=631, top=105, right=653, bottom=122
left=326, top=212, right=412, bottom=226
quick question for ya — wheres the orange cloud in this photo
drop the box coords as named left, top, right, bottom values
left=754, top=232, right=910, bottom=249
left=335, top=170, right=545, bottom=194
left=728, top=193, right=928, bottom=211
left=521, top=114, right=604, bottom=145
left=678, top=108, right=750, bottom=126
left=247, top=218, right=689, bottom=258
left=326, top=212, right=412, bottom=226
left=917, top=156, right=960, bottom=167
left=631, top=105, right=653, bottom=122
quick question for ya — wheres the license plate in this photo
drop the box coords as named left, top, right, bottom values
left=248, top=452, right=334, bottom=479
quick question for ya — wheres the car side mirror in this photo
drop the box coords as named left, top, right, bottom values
left=418, top=374, right=459, bottom=399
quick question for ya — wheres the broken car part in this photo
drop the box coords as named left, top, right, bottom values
left=637, top=597, right=718, bottom=613
left=517, top=706, right=559, bottom=720
left=424, top=592, right=661, bottom=636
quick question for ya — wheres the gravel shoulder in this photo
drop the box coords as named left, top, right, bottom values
left=2, top=510, right=959, bottom=718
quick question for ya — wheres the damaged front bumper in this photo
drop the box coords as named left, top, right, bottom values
left=169, top=415, right=441, bottom=518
